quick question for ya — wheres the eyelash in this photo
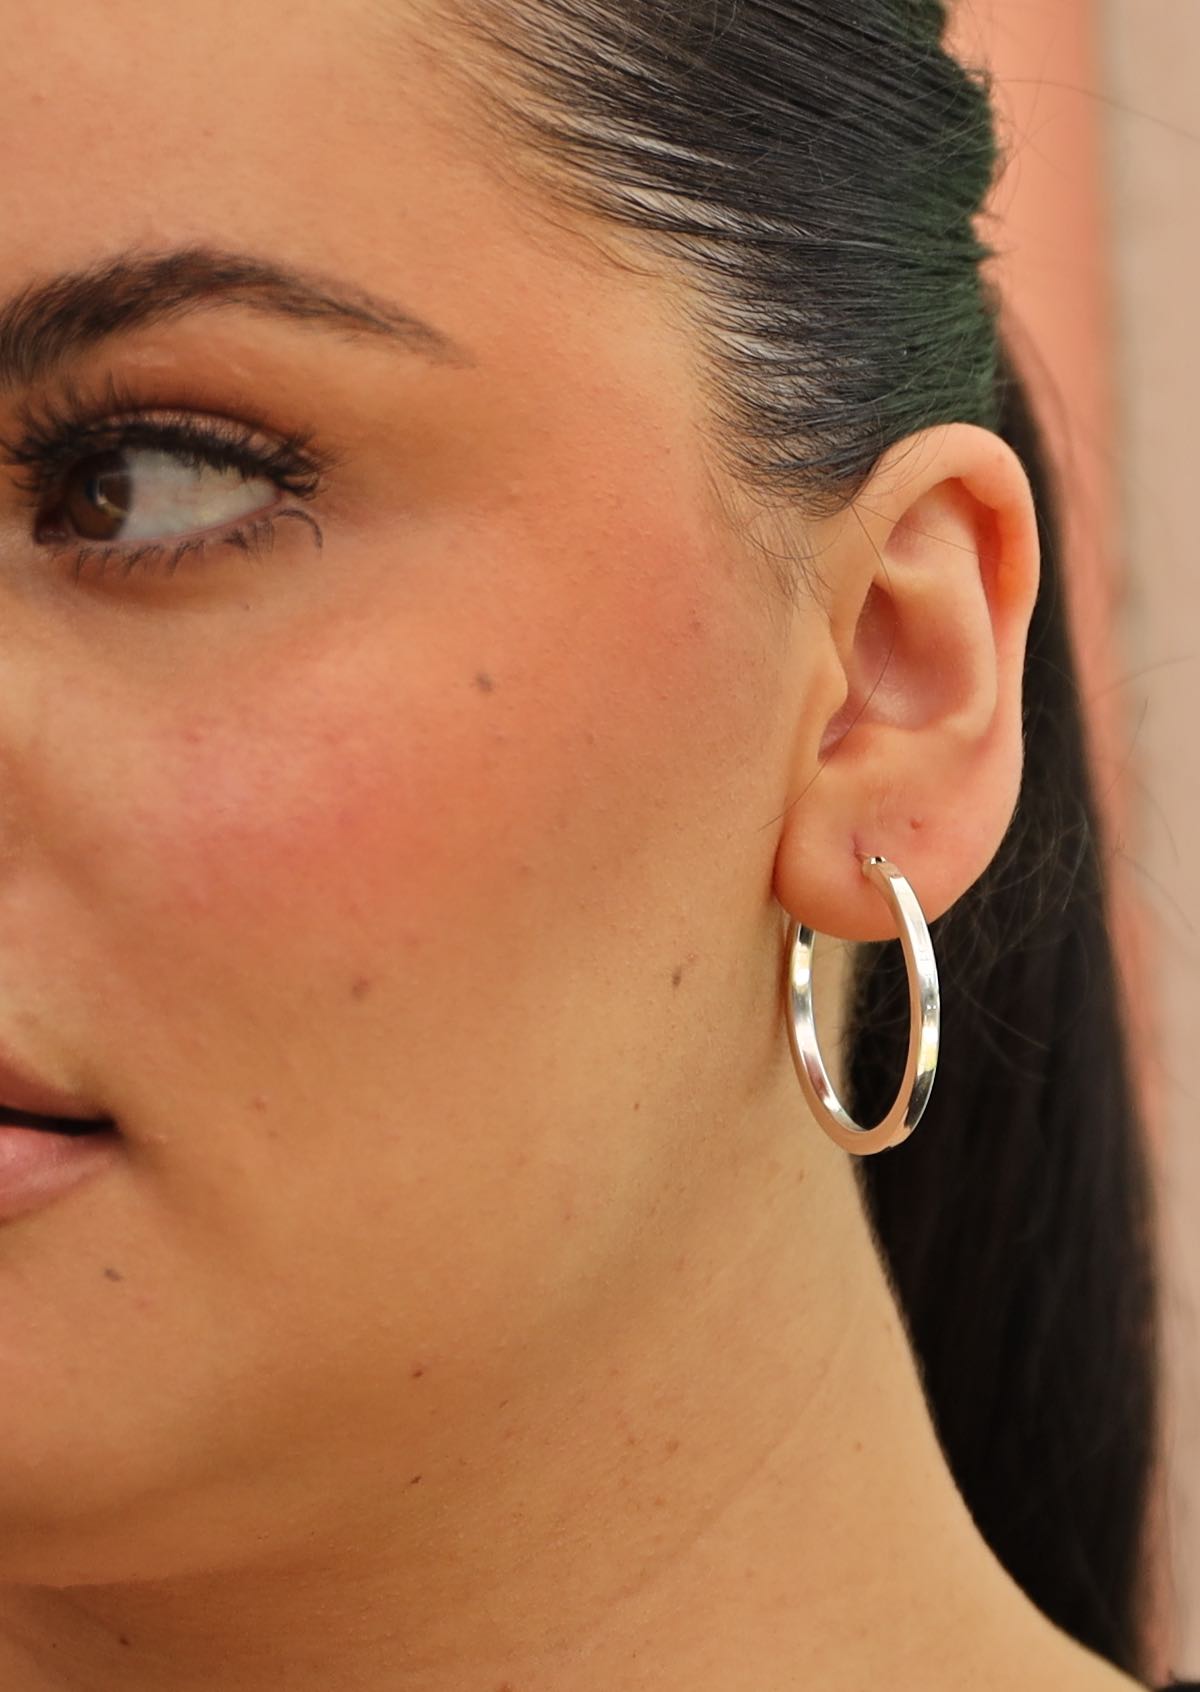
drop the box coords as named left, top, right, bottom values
left=0, top=371, right=340, bottom=582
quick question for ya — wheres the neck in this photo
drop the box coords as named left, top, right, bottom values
left=0, top=1066, right=1103, bottom=1692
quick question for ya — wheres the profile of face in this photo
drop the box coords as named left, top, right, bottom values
left=0, top=0, right=1038, bottom=1604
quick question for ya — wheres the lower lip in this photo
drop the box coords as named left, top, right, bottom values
left=0, top=1125, right=122, bottom=1224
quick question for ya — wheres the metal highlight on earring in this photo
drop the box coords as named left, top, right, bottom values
left=784, top=854, right=940, bottom=1155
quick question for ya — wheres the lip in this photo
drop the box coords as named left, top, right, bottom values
left=0, top=1124, right=121, bottom=1224
left=0, top=1040, right=107, bottom=1122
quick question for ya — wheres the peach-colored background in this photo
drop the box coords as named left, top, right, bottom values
left=947, top=1, right=1196, bottom=1680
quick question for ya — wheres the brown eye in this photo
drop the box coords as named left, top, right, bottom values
left=36, top=443, right=277, bottom=549
left=59, top=448, right=132, bottom=542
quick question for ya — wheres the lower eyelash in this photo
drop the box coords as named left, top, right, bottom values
left=2, top=371, right=341, bottom=584
left=55, top=506, right=325, bottom=584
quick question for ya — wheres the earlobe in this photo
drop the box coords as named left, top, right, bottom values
left=772, top=423, right=1040, bottom=944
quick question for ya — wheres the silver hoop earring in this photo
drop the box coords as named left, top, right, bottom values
left=784, top=854, right=940, bottom=1156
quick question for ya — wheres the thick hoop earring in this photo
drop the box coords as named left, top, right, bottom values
left=784, top=854, right=940, bottom=1156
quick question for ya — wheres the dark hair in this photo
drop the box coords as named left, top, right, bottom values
left=850, top=332, right=1161, bottom=1682
left=419, top=0, right=1163, bottom=1679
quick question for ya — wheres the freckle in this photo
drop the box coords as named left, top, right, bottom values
left=102, top=1267, right=124, bottom=1282
left=411, top=1365, right=425, bottom=1379
left=627, top=1433, right=639, bottom=1446
left=409, top=1474, right=422, bottom=1485
left=349, top=975, right=373, bottom=1001
left=653, top=1494, right=666, bottom=1507
left=671, top=966, right=683, bottom=987
left=632, top=1099, right=641, bottom=1112
left=118, top=1635, right=132, bottom=1648
left=475, top=671, right=495, bottom=692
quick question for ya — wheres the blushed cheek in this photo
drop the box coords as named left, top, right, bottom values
left=108, top=499, right=763, bottom=994
left=132, top=688, right=542, bottom=956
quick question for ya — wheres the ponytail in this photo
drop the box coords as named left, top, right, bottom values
left=848, top=332, right=1162, bottom=1680
left=430, top=0, right=1165, bottom=1676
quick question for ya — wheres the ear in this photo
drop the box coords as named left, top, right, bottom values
left=772, top=423, right=1041, bottom=943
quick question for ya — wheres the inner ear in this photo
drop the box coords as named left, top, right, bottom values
left=819, top=579, right=899, bottom=758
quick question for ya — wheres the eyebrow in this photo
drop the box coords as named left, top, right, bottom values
left=0, top=244, right=476, bottom=394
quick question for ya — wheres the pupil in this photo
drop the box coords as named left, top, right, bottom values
left=68, top=448, right=131, bottom=540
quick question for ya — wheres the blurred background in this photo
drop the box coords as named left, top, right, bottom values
left=948, top=1, right=1198, bottom=1678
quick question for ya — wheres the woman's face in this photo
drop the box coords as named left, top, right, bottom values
left=0, top=0, right=814, bottom=1578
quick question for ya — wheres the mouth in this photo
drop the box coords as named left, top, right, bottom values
left=0, top=1105, right=116, bottom=1135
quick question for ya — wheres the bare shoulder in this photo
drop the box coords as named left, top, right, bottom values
left=1061, top=1663, right=1161, bottom=1692
left=1055, top=1660, right=1164, bottom=1692
left=921, top=1593, right=1162, bottom=1692
left=1007, top=1632, right=1162, bottom=1692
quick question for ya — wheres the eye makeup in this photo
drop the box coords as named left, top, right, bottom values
left=0, top=369, right=343, bottom=582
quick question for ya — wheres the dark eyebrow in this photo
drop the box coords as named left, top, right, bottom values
left=0, top=244, right=476, bottom=394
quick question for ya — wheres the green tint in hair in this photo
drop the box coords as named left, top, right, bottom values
left=418, top=0, right=1162, bottom=1676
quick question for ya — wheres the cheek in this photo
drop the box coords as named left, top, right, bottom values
left=99, top=526, right=753, bottom=973
left=149, top=701, right=470, bottom=942
left=114, top=663, right=574, bottom=956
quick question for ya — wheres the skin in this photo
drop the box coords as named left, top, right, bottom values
left=0, top=3, right=1152, bottom=1690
